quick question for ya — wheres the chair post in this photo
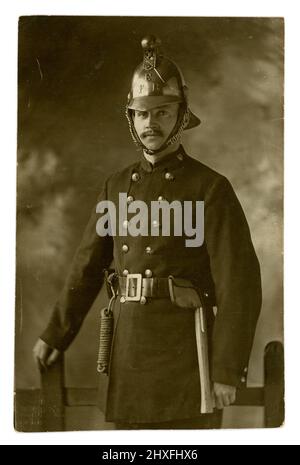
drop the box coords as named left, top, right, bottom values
left=264, top=341, right=284, bottom=427
left=40, top=354, right=65, bottom=431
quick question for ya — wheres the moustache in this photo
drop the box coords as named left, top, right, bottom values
left=141, top=129, right=163, bottom=138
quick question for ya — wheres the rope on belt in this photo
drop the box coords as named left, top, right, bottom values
left=96, top=272, right=117, bottom=374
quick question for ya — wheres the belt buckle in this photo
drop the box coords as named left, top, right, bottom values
left=125, top=273, right=142, bottom=301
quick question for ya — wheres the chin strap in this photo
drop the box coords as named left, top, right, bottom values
left=125, top=104, right=190, bottom=154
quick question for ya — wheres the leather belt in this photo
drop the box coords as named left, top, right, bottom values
left=118, top=275, right=170, bottom=300
left=118, top=274, right=194, bottom=302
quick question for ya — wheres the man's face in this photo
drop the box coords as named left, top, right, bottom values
left=133, top=103, right=180, bottom=151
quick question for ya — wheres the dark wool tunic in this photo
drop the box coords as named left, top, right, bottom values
left=41, top=145, right=262, bottom=423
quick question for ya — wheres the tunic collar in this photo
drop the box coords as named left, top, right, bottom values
left=140, top=145, right=187, bottom=173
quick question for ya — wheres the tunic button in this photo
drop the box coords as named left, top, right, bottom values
left=145, top=246, right=152, bottom=254
left=177, top=153, right=184, bottom=161
left=244, top=367, right=248, bottom=373
left=165, top=172, right=174, bottom=181
left=157, top=196, right=165, bottom=202
left=145, top=269, right=153, bottom=277
left=152, top=220, right=159, bottom=228
left=123, top=269, right=129, bottom=276
left=241, top=376, right=246, bottom=383
left=120, top=296, right=126, bottom=303
left=132, top=172, right=140, bottom=182
left=127, top=195, right=134, bottom=204
left=122, top=244, right=129, bottom=253
left=122, top=220, right=129, bottom=229
left=204, top=292, right=209, bottom=297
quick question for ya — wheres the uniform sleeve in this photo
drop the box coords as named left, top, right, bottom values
left=204, top=176, right=262, bottom=387
left=40, top=180, right=114, bottom=351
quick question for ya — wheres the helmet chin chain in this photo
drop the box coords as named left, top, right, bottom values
left=125, top=105, right=190, bottom=155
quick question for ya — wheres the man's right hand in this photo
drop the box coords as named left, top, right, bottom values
left=33, top=338, right=60, bottom=370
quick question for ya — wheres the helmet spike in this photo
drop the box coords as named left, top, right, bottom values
left=141, top=35, right=161, bottom=71
left=141, top=35, right=161, bottom=51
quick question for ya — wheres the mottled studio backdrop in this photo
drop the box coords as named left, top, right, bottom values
left=16, top=17, right=283, bottom=429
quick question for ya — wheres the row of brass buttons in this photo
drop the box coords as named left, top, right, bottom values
left=127, top=195, right=165, bottom=203
left=131, top=171, right=175, bottom=182
left=122, top=156, right=184, bottom=301
left=131, top=153, right=184, bottom=181
left=121, top=245, right=153, bottom=254
left=122, top=219, right=160, bottom=229
left=130, top=151, right=183, bottom=184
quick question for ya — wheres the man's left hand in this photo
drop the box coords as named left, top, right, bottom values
left=213, top=383, right=236, bottom=409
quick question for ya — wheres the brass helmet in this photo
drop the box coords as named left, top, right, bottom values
left=126, top=35, right=200, bottom=153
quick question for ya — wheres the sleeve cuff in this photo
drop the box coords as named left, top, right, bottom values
left=40, top=322, right=76, bottom=352
left=211, top=364, right=248, bottom=388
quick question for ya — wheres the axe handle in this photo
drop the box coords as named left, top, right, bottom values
left=195, top=307, right=214, bottom=414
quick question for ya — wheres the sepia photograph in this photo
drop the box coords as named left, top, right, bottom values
left=15, top=16, right=283, bottom=432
